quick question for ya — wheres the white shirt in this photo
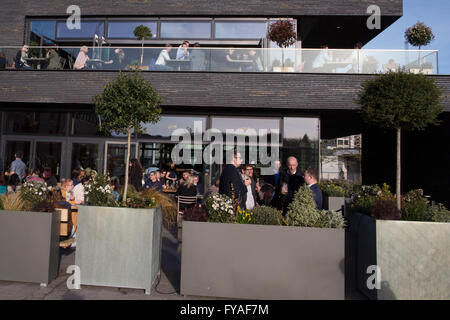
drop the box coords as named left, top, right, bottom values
left=73, top=183, right=85, bottom=204
left=155, top=49, right=171, bottom=66
left=176, top=46, right=190, bottom=60
left=245, top=185, right=255, bottom=210
left=312, top=50, right=332, bottom=69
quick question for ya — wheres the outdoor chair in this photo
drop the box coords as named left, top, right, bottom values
left=176, top=196, right=198, bottom=253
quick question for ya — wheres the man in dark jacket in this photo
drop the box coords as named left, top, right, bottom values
left=219, top=150, right=247, bottom=209
left=304, top=167, right=323, bottom=210
left=272, top=156, right=305, bottom=214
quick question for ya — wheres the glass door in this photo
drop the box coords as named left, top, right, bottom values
left=104, top=142, right=138, bottom=181
left=3, top=139, right=32, bottom=172
left=35, top=141, right=63, bottom=178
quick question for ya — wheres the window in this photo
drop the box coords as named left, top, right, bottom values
left=30, top=20, right=56, bottom=44
left=215, top=21, right=267, bottom=39
left=108, top=21, right=157, bottom=39
left=56, top=21, right=104, bottom=39
left=5, top=112, right=66, bottom=135
left=160, top=21, right=211, bottom=39
left=140, top=116, right=206, bottom=139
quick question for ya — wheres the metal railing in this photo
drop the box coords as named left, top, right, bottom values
left=0, top=46, right=439, bottom=74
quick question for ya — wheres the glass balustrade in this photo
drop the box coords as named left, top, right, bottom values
left=0, top=46, right=439, bottom=74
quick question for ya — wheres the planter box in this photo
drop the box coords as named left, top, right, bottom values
left=351, top=213, right=450, bottom=300
left=0, top=210, right=61, bottom=285
left=324, top=196, right=346, bottom=211
left=75, top=206, right=163, bottom=294
left=180, top=221, right=345, bottom=299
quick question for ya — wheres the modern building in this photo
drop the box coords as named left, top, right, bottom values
left=0, top=0, right=449, bottom=205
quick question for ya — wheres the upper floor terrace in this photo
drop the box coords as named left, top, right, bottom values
left=0, top=46, right=439, bottom=75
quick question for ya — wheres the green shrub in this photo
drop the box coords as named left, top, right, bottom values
left=249, top=206, right=284, bottom=226
left=352, top=183, right=395, bottom=216
left=401, top=189, right=432, bottom=221
left=205, top=193, right=235, bottom=223
left=428, top=203, right=450, bottom=223
left=286, top=185, right=345, bottom=229
left=319, top=181, right=347, bottom=197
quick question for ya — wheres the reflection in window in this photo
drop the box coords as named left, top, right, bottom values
left=211, top=117, right=280, bottom=133
left=71, top=143, right=99, bottom=171
left=108, top=21, right=157, bottom=39
left=140, top=116, right=206, bottom=139
left=57, top=21, right=104, bottom=38
left=282, top=117, right=320, bottom=173
left=30, top=20, right=56, bottom=44
left=5, top=112, right=66, bottom=135
left=215, top=21, right=267, bottom=39
left=160, top=21, right=211, bottom=39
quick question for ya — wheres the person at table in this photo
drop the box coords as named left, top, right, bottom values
left=42, top=167, right=58, bottom=187
left=165, top=162, right=177, bottom=186
left=46, top=46, right=62, bottom=70
left=193, top=175, right=204, bottom=195
left=60, top=179, right=76, bottom=205
left=312, top=44, right=332, bottom=73
left=190, top=42, right=206, bottom=71
left=0, top=53, right=6, bottom=69
left=176, top=175, right=198, bottom=209
left=176, top=41, right=190, bottom=60
left=225, top=48, right=240, bottom=71
left=155, top=44, right=173, bottom=71
left=26, top=168, right=44, bottom=183
left=105, top=48, right=126, bottom=70
left=144, top=171, right=163, bottom=191
left=248, top=49, right=263, bottom=72
left=14, top=45, right=32, bottom=69
left=73, top=45, right=90, bottom=70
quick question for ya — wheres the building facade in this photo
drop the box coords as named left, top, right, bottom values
left=0, top=0, right=449, bottom=204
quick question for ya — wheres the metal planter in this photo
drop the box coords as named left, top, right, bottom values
left=0, top=210, right=61, bottom=286
left=180, top=221, right=345, bottom=299
left=75, top=206, right=163, bottom=294
left=351, top=213, right=450, bottom=300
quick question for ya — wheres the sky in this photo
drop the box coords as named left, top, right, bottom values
left=365, top=0, right=450, bottom=74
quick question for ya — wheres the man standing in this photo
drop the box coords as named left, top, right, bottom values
left=219, top=150, right=247, bottom=209
left=304, top=168, right=323, bottom=210
left=272, top=156, right=305, bottom=213
left=5, top=151, right=26, bottom=182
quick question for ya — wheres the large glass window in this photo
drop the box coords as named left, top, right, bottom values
left=282, top=117, right=320, bottom=173
left=108, top=21, right=158, bottom=39
left=56, top=21, right=105, bottom=38
left=5, top=112, right=66, bottom=135
left=160, top=21, right=211, bottom=39
left=71, top=143, right=99, bottom=171
left=140, top=116, right=206, bottom=140
left=30, top=20, right=56, bottom=44
left=215, top=21, right=267, bottom=39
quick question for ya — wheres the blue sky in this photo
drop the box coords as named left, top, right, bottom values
left=365, top=0, right=450, bottom=74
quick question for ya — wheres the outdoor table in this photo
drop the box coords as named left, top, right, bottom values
left=324, top=61, right=352, bottom=73
left=24, top=57, right=47, bottom=70
left=87, top=59, right=105, bottom=70
left=229, top=60, right=254, bottom=72
left=166, top=59, right=191, bottom=71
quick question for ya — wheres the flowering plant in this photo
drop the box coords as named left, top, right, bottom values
left=235, top=207, right=253, bottom=224
left=84, top=173, right=117, bottom=207
left=205, top=193, right=234, bottom=223
left=20, top=181, right=50, bottom=207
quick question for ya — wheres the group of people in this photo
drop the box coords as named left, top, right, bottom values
left=0, top=152, right=58, bottom=195
left=218, top=150, right=323, bottom=213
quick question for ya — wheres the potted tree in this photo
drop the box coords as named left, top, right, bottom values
left=181, top=186, right=346, bottom=300
left=405, top=22, right=435, bottom=73
left=133, top=24, right=153, bottom=68
left=268, top=19, right=297, bottom=71
left=74, top=72, right=164, bottom=294
left=0, top=182, right=61, bottom=286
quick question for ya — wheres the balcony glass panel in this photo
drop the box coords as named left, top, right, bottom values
left=108, top=21, right=158, bottom=39
left=56, top=21, right=105, bottom=39
left=215, top=21, right=267, bottom=39
left=0, top=46, right=439, bottom=75
left=160, top=21, right=211, bottom=39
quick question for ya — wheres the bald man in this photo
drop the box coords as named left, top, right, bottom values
left=272, top=156, right=305, bottom=214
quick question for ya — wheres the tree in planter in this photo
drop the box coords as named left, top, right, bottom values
left=93, top=71, right=162, bottom=205
left=268, top=19, right=296, bottom=69
left=404, top=22, right=435, bottom=70
left=134, top=25, right=153, bottom=66
left=358, top=71, right=442, bottom=210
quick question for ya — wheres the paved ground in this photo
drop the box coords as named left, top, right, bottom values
left=0, top=227, right=365, bottom=300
